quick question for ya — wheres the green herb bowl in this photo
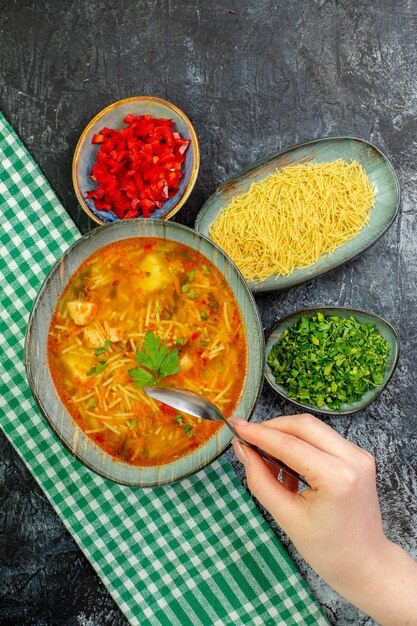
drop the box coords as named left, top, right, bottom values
left=264, top=307, right=400, bottom=416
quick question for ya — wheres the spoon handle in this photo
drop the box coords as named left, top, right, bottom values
left=225, top=421, right=310, bottom=488
left=250, top=445, right=310, bottom=488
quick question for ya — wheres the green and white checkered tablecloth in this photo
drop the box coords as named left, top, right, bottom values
left=0, top=111, right=329, bottom=626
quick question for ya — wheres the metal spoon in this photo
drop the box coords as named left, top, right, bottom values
left=143, top=386, right=310, bottom=488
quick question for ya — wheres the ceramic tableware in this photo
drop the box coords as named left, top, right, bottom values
left=264, top=306, right=399, bottom=416
left=73, top=96, right=199, bottom=225
left=25, top=219, right=264, bottom=487
left=195, top=137, right=400, bottom=293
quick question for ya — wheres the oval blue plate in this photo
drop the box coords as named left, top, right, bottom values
left=264, top=307, right=400, bottom=416
left=195, top=137, right=400, bottom=292
left=72, top=96, right=199, bottom=225
left=25, top=220, right=264, bottom=487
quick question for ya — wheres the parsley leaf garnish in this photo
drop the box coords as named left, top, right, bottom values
left=129, top=367, right=156, bottom=387
left=128, top=331, right=181, bottom=388
left=159, top=349, right=181, bottom=379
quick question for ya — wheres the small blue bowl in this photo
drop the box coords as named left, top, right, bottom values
left=72, top=96, right=200, bottom=225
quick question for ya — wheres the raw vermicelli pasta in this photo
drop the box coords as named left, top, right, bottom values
left=209, top=160, right=376, bottom=282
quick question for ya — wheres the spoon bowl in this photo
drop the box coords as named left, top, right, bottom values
left=144, top=386, right=310, bottom=488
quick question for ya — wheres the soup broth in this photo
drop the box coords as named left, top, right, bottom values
left=47, top=238, right=247, bottom=465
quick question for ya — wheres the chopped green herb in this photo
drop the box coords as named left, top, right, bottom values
left=128, top=331, right=181, bottom=388
left=175, top=338, right=184, bottom=345
left=201, top=309, right=209, bottom=321
left=188, top=289, right=198, bottom=299
left=94, top=339, right=112, bottom=357
left=188, top=270, right=195, bottom=282
left=200, top=327, right=210, bottom=348
left=183, top=423, right=194, bottom=437
left=155, top=305, right=161, bottom=314
left=87, top=399, right=96, bottom=407
left=86, top=360, right=107, bottom=376
left=181, top=284, right=190, bottom=293
left=175, top=415, right=194, bottom=437
left=267, top=314, right=390, bottom=410
left=129, top=419, right=137, bottom=429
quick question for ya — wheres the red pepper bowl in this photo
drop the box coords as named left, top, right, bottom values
left=72, top=96, right=200, bottom=224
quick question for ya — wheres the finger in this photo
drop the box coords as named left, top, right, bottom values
left=260, top=414, right=361, bottom=459
left=232, top=440, right=298, bottom=525
left=229, top=418, right=336, bottom=482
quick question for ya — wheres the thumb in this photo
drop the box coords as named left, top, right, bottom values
left=232, top=439, right=299, bottom=526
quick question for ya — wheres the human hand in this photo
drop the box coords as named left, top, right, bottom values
left=230, top=414, right=385, bottom=588
left=230, top=414, right=417, bottom=625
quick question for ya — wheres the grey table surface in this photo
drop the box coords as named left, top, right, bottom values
left=1, top=1, right=417, bottom=625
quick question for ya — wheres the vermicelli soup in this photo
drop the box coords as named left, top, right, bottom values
left=47, top=238, right=247, bottom=465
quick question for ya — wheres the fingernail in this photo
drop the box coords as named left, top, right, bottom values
left=233, top=439, right=247, bottom=463
left=229, top=417, right=249, bottom=427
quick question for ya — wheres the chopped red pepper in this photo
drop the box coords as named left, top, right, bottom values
left=92, top=133, right=105, bottom=144
left=178, top=140, right=191, bottom=155
left=86, top=114, right=190, bottom=219
left=124, top=208, right=140, bottom=219
left=161, top=404, right=177, bottom=415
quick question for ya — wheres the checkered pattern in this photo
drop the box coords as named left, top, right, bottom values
left=0, top=112, right=328, bottom=626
